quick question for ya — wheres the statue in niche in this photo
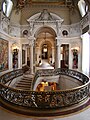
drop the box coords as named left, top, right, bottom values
left=72, top=49, right=78, bottom=69
left=13, top=51, right=18, bottom=69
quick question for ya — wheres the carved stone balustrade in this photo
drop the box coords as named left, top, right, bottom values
left=0, top=68, right=90, bottom=117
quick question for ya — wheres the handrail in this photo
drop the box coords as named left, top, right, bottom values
left=0, top=69, right=23, bottom=84
left=0, top=68, right=90, bottom=110
left=33, top=68, right=89, bottom=88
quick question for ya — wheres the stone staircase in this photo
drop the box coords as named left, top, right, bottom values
left=15, top=74, right=34, bottom=91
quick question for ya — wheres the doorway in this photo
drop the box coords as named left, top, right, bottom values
left=60, top=44, right=69, bottom=69
left=42, top=44, right=48, bottom=59
left=34, top=27, right=56, bottom=69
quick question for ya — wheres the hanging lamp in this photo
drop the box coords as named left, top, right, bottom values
left=43, top=32, right=47, bottom=52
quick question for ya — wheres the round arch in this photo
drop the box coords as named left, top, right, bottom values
left=27, top=9, right=64, bottom=71
left=34, top=26, right=56, bottom=68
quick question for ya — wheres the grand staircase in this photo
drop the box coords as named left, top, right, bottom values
left=15, top=74, right=34, bottom=91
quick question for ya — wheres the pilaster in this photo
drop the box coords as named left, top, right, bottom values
left=28, top=37, right=35, bottom=74
left=55, top=37, right=61, bottom=68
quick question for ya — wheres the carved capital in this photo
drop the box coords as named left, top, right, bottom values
left=28, top=36, right=35, bottom=46
left=56, top=36, right=61, bottom=46
left=29, top=39, right=34, bottom=46
left=56, top=41, right=60, bottom=46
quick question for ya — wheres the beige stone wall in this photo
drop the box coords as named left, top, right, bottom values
left=10, top=10, right=21, bottom=25
left=69, top=8, right=81, bottom=23
left=10, top=5, right=81, bottom=25
left=59, top=75, right=83, bottom=90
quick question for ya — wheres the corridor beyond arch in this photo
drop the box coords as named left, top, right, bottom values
left=34, top=26, right=56, bottom=70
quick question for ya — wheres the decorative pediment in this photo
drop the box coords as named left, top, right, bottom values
left=27, top=9, right=64, bottom=23
left=27, top=9, right=64, bottom=36
left=36, top=9, right=54, bottom=21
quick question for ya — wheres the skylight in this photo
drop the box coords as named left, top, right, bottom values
left=2, top=0, right=13, bottom=17
left=78, top=0, right=88, bottom=17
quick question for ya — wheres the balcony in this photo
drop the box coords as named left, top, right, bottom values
left=0, top=68, right=90, bottom=117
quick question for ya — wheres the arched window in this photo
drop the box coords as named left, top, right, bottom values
left=2, top=0, right=13, bottom=17
left=78, top=0, right=88, bottom=17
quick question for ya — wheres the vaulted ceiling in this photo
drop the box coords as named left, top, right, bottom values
left=14, top=0, right=90, bottom=9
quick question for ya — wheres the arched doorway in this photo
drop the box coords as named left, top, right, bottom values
left=34, top=27, right=56, bottom=69
left=60, top=44, right=69, bottom=69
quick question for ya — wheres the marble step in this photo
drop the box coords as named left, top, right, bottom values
left=19, top=78, right=33, bottom=80
left=15, top=87, right=31, bottom=91
left=16, top=82, right=32, bottom=85
left=15, top=74, right=33, bottom=90
left=23, top=75, right=34, bottom=78
left=16, top=83, right=31, bottom=87
left=18, top=80, right=32, bottom=82
left=22, top=78, right=33, bottom=80
left=17, top=82, right=32, bottom=85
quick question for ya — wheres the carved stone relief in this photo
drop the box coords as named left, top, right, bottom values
left=27, top=9, right=64, bottom=37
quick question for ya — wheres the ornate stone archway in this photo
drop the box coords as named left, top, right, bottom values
left=27, top=9, right=64, bottom=73
left=27, top=9, right=64, bottom=37
left=34, top=27, right=56, bottom=67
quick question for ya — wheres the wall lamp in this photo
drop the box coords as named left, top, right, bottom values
left=11, top=43, right=19, bottom=53
left=71, top=46, right=80, bottom=52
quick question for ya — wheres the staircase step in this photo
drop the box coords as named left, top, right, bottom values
left=15, top=87, right=31, bottom=91
left=21, top=80, right=33, bottom=82
left=18, top=81, right=32, bottom=83
left=17, top=83, right=31, bottom=86
left=15, top=74, right=33, bottom=90
left=21, top=77, right=33, bottom=80
left=21, top=78, right=33, bottom=81
left=20, top=79, right=32, bottom=82
left=16, top=85, right=31, bottom=88
left=16, top=86, right=31, bottom=89
left=16, top=84, right=31, bottom=87
left=19, top=80, right=33, bottom=83
left=23, top=75, right=34, bottom=78
left=20, top=79, right=33, bottom=81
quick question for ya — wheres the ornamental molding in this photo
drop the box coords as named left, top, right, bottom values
left=28, top=36, right=36, bottom=46
left=27, top=9, right=64, bottom=36
left=27, top=9, right=64, bottom=23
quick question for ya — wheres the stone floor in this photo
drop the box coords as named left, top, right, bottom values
left=36, top=60, right=54, bottom=70
left=1, top=61, right=90, bottom=120
left=0, top=105, right=90, bottom=120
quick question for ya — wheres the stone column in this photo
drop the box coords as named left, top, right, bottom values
left=52, top=47, right=54, bottom=64
left=28, top=37, right=35, bottom=74
left=81, top=32, right=90, bottom=76
left=18, top=43, right=22, bottom=69
left=25, top=46, right=28, bottom=65
left=55, top=37, right=61, bottom=68
left=69, top=44, right=72, bottom=69
left=89, top=31, right=90, bottom=76
left=30, top=44, right=33, bottom=74
left=9, top=42, right=13, bottom=70
left=36, top=46, right=39, bottom=65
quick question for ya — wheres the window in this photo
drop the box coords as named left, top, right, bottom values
left=78, top=0, right=88, bottom=17
left=2, top=0, right=13, bottom=17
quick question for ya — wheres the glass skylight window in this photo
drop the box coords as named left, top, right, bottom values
left=78, top=0, right=88, bottom=17
left=2, top=2, right=6, bottom=14
left=2, top=0, right=13, bottom=17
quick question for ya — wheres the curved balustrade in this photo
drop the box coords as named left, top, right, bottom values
left=0, top=69, right=90, bottom=112
left=0, top=69, right=23, bottom=84
left=34, top=68, right=89, bottom=87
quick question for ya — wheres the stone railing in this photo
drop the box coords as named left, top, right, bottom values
left=0, top=68, right=90, bottom=113
left=34, top=68, right=89, bottom=86
left=0, top=69, right=23, bottom=84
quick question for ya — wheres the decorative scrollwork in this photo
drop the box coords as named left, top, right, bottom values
left=0, top=68, right=90, bottom=110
